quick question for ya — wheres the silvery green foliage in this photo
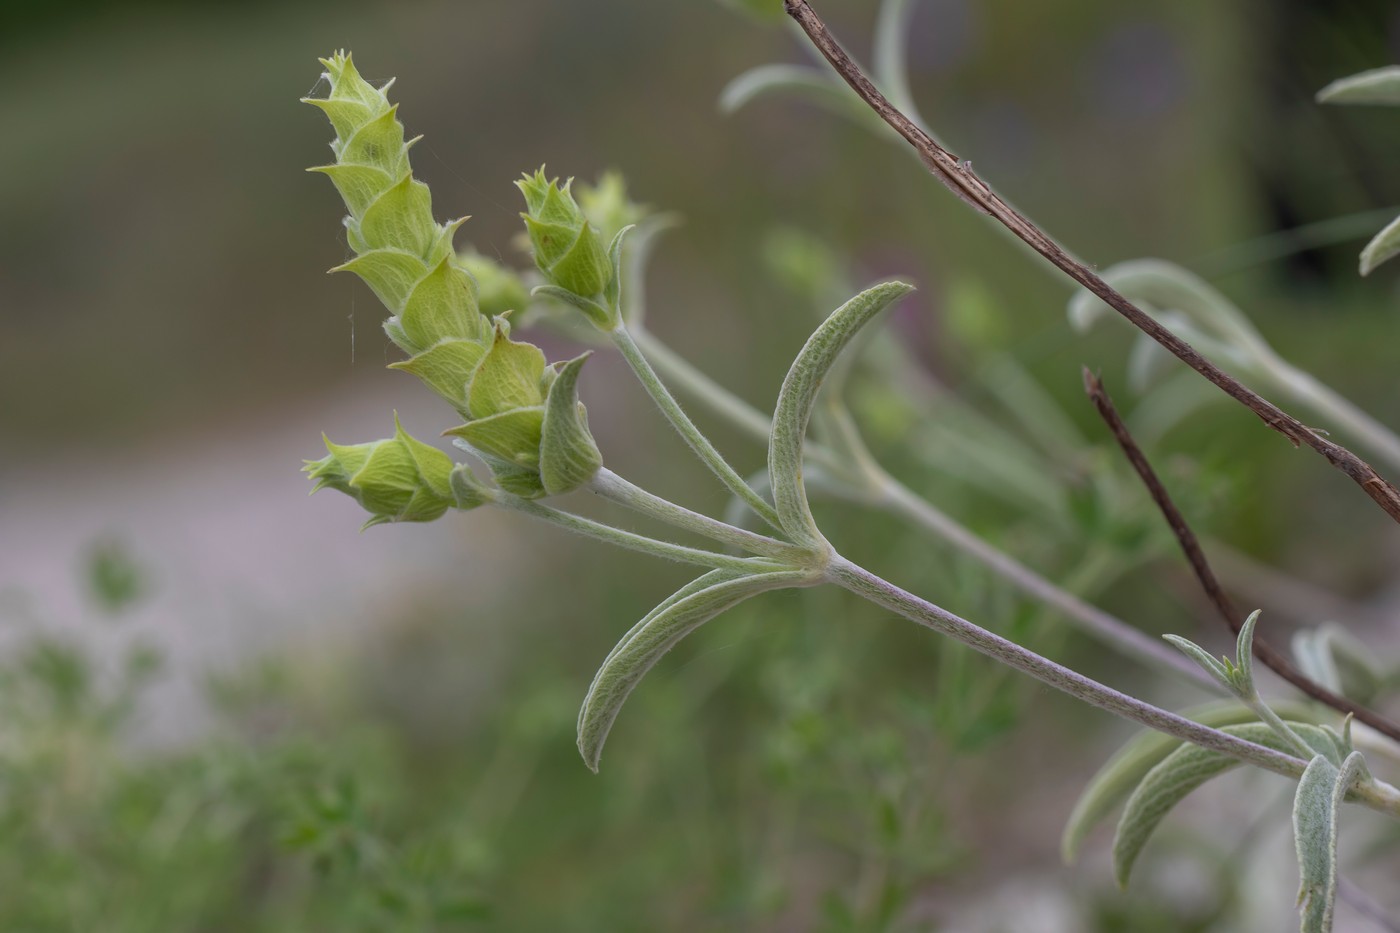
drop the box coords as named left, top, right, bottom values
left=1317, top=67, right=1400, bottom=273
left=1162, top=609, right=1263, bottom=699
left=768, top=281, right=915, bottom=548
left=303, top=53, right=604, bottom=510
left=1317, top=66, right=1400, bottom=105
left=1110, top=721, right=1344, bottom=889
left=1061, top=699, right=1322, bottom=863
left=576, top=567, right=813, bottom=772
left=1066, top=259, right=1400, bottom=471
left=1293, top=752, right=1367, bottom=933
left=1292, top=625, right=1385, bottom=705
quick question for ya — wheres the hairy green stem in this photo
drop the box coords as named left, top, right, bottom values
left=827, top=555, right=1299, bottom=773
left=872, top=472, right=1222, bottom=690
left=624, top=326, right=1221, bottom=689
left=1246, top=692, right=1324, bottom=761
left=588, top=468, right=806, bottom=561
left=826, top=553, right=1400, bottom=818
left=631, top=328, right=778, bottom=446
left=494, top=493, right=780, bottom=573
left=610, top=325, right=784, bottom=530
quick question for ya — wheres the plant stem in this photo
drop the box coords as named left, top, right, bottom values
left=873, top=471, right=1221, bottom=690
left=626, top=324, right=1223, bottom=689
left=1272, top=364, right=1400, bottom=476
left=783, top=0, right=1400, bottom=526
left=826, top=554, right=1297, bottom=773
left=588, top=468, right=807, bottom=561
left=1246, top=695, right=1321, bottom=761
left=631, top=327, right=777, bottom=447
left=1084, top=368, right=1400, bottom=743
left=494, top=493, right=780, bottom=573
left=610, top=324, right=785, bottom=531
left=825, top=553, right=1400, bottom=818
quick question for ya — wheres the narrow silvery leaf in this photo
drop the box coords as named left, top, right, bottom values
left=577, top=569, right=809, bottom=772
left=1292, top=627, right=1382, bottom=704
left=539, top=354, right=603, bottom=495
left=1162, top=634, right=1236, bottom=692
left=1061, top=700, right=1323, bottom=863
left=1358, top=214, right=1400, bottom=276
left=1127, top=331, right=1175, bottom=392
left=574, top=564, right=757, bottom=741
left=1112, top=721, right=1337, bottom=886
left=769, top=281, right=914, bottom=546
left=1293, top=752, right=1365, bottom=933
left=1317, top=66, right=1400, bottom=105
left=1066, top=260, right=1263, bottom=352
left=1235, top=610, right=1261, bottom=692
left=720, top=64, right=850, bottom=116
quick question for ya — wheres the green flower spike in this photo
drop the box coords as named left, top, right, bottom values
left=443, top=320, right=604, bottom=497
left=305, top=415, right=481, bottom=528
left=304, top=51, right=490, bottom=400
left=517, top=168, right=614, bottom=299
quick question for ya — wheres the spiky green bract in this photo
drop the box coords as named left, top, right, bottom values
left=442, top=321, right=603, bottom=495
left=304, top=415, right=478, bottom=528
left=305, top=56, right=604, bottom=496
left=517, top=168, right=614, bottom=302
left=305, top=52, right=489, bottom=402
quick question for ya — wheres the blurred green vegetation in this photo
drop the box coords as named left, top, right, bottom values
left=3, top=0, right=1400, bottom=929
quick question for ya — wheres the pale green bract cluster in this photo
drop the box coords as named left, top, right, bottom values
left=301, top=52, right=603, bottom=521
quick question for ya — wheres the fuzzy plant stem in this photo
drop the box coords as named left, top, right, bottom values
left=625, top=325, right=1218, bottom=688
left=494, top=493, right=780, bottom=573
left=873, top=474, right=1222, bottom=690
left=630, top=328, right=778, bottom=448
left=588, top=468, right=806, bottom=561
left=825, top=553, right=1400, bottom=817
left=610, top=325, right=784, bottom=531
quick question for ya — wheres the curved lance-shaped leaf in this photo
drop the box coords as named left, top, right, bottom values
left=1113, top=721, right=1341, bottom=887
left=1293, top=751, right=1366, bottom=933
left=1317, top=66, right=1400, bottom=106
left=768, top=281, right=914, bottom=546
left=1291, top=625, right=1384, bottom=706
left=1066, top=259, right=1264, bottom=357
left=1061, top=700, right=1324, bottom=863
left=577, top=568, right=811, bottom=772
left=1358, top=213, right=1400, bottom=276
left=720, top=64, right=858, bottom=118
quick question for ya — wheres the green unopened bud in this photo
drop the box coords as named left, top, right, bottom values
left=307, top=53, right=487, bottom=357
left=305, top=415, right=471, bottom=528
left=517, top=168, right=613, bottom=298
left=458, top=250, right=530, bottom=318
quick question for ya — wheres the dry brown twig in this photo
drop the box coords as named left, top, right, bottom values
left=782, top=0, right=1400, bottom=526
left=1083, top=369, right=1400, bottom=745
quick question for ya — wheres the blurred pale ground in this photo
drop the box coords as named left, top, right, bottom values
left=3, top=0, right=1400, bottom=929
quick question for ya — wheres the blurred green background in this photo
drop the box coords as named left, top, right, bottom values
left=2, top=0, right=1399, bottom=929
